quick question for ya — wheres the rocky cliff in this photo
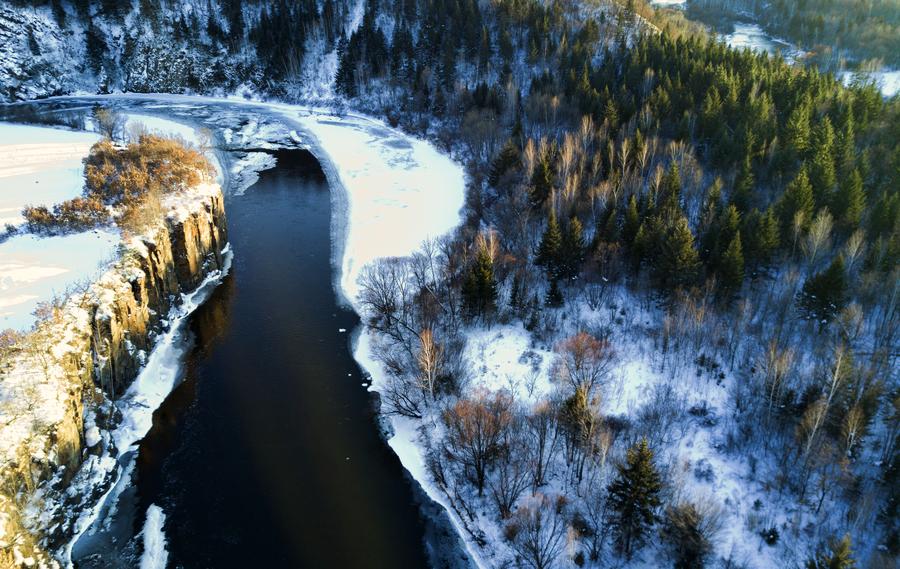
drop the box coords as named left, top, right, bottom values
left=0, top=183, right=227, bottom=568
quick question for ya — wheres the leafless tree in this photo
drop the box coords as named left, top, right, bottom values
left=505, top=493, right=569, bottom=569
left=417, top=328, right=443, bottom=401
left=93, top=107, right=125, bottom=141
left=553, top=331, right=617, bottom=397
left=525, top=398, right=561, bottom=489
left=443, top=389, right=514, bottom=495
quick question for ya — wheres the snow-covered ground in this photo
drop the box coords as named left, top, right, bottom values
left=0, top=122, right=99, bottom=227
left=0, top=229, right=119, bottom=331
left=287, top=109, right=466, bottom=303
left=0, top=122, right=121, bottom=332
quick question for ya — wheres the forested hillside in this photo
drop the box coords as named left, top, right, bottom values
left=1, top=0, right=897, bottom=567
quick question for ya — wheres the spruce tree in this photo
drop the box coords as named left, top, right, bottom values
left=561, top=216, right=586, bottom=279
left=806, top=534, right=856, bottom=569
left=608, top=438, right=663, bottom=558
left=623, top=194, right=641, bottom=245
left=462, top=242, right=498, bottom=319
left=732, top=152, right=755, bottom=213
left=719, top=232, right=745, bottom=295
left=545, top=277, right=563, bottom=307
left=832, top=169, right=865, bottom=232
left=488, top=140, right=521, bottom=188
left=785, top=102, right=811, bottom=162
left=799, top=255, right=848, bottom=322
left=535, top=209, right=563, bottom=278
left=743, top=208, right=780, bottom=268
left=779, top=167, right=815, bottom=237
left=809, top=118, right=837, bottom=209
left=655, top=215, right=700, bottom=291
left=530, top=153, right=554, bottom=207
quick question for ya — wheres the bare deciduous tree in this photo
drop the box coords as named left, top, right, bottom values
left=442, top=389, right=514, bottom=495
left=505, top=493, right=569, bottom=569
left=553, top=332, right=617, bottom=397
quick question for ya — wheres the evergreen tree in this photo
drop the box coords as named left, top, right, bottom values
left=809, top=117, right=837, bottom=208
left=335, top=36, right=357, bottom=97
left=742, top=208, right=780, bottom=268
left=535, top=209, right=563, bottom=278
left=530, top=152, right=554, bottom=207
left=799, top=255, right=848, bottom=322
left=462, top=242, right=498, bottom=319
left=779, top=167, right=816, bottom=237
left=719, top=232, right=745, bottom=295
left=561, top=216, right=586, bottom=279
left=623, top=194, right=641, bottom=245
left=84, top=20, right=106, bottom=74
left=545, top=277, right=563, bottom=307
left=608, top=438, right=663, bottom=558
left=732, top=151, right=755, bottom=213
left=488, top=140, right=521, bottom=188
left=785, top=102, right=811, bottom=162
left=831, top=169, right=865, bottom=232
left=806, top=534, right=856, bottom=569
left=655, top=214, right=700, bottom=291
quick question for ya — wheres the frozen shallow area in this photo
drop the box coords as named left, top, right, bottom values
left=288, top=109, right=466, bottom=303
left=0, top=121, right=99, bottom=227
left=0, top=229, right=119, bottom=331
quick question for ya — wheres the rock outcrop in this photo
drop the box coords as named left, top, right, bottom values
left=0, top=184, right=227, bottom=567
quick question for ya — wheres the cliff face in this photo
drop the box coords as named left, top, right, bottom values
left=0, top=184, right=227, bottom=567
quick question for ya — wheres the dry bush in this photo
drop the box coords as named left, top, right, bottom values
left=84, top=135, right=213, bottom=208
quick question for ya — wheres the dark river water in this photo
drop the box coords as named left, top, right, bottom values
left=47, top=145, right=435, bottom=568
left=131, top=149, right=431, bottom=568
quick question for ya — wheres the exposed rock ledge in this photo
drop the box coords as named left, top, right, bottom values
left=0, top=183, right=227, bottom=568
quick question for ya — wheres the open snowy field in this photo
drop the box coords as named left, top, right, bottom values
left=0, top=122, right=99, bottom=227
left=0, top=121, right=118, bottom=332
left=0, top=230, right=119, bottom=331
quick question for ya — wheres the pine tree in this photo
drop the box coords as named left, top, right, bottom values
left=743, top=208, right=780, bottom=268
left=623, top=194, right=641, bottom=245
left=530, top=153, right=554, bottom=207
left=719, top=232, right=744, bottom=295
left=785, top=102, right=811, bottom=162
left=655, top=214, right=700, bottom=291
left=488, top=140, right=521, bottom=187
left=608, top=438, right=663, bottom=558
left=799, top=255, right=848, bottom=322
left=809, top=118, right=837, bottom=208
left=779, top=167, right=815, bottom=237
left=535, top=209, right=563, bottom=278
left=462, top=242, right=498, bottom=319
left=806, top=534, right=856, bottom=569
left=732, top=151, right=755, bottom=213
left=545, top=277, right=563, bottom=307
left=334, top=36, right=357, bottom=97
left=561, top=217, right=586, bottom=279
left=831, top=169, right=865, bottom=232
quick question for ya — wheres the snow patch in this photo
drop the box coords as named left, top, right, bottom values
left=139, top=504, right=168, bottom=569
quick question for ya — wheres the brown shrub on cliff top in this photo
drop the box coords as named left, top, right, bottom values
left=85, top=135, right=213, bottom=207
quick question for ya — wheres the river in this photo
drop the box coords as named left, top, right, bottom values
left=1, top=98, right=471, bottom=569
